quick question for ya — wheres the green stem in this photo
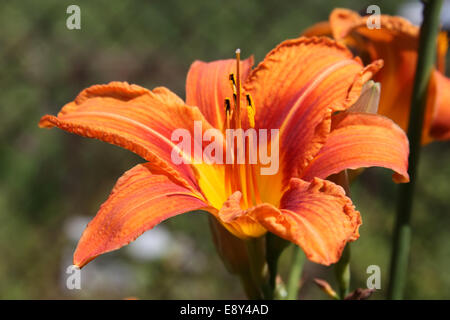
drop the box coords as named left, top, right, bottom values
left=245, top=237, right=266, bottom=299
left=265, top=233, right=290, bottom=299
left=335, top=244, right=351, bottom=299
left=286, top=247, right=305, bottom=300
left=238, top=271, right=263, bottom=300
left=388, top=0, right=443, bottom=300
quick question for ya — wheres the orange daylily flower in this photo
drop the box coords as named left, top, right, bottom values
left=303, top=8, right=450, bottom=143
left=39, top=37, right=409, bottom=267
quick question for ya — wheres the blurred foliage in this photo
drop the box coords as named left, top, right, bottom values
left=0, top=0, right=449, bottom=299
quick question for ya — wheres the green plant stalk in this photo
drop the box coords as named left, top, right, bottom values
left=388, top=0, right=443, bottom=300
left=208, top=216, right=263, bottom=299
left=245, top=237, right=266, bottom=299
left=286, top=246, right=305, bottom=300
left=265, top=233, right=289, bottom=299
left=238, top=270, right=263, bottom=300
left=335, top=244, right=351, bottom=299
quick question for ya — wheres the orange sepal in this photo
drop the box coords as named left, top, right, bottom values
left=39, top=82, right=217, bottom=193
left=73, top=163, right=213, bottom=268
left=301, top=112, right=410, bottom=183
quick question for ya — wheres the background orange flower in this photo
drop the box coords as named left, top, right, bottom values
left=304, top=8, right=450, bottom=144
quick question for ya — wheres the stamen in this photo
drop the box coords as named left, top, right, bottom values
left=229, top=73, right=236, bottom=87
left=224, top=98, right=232, bottom=193
left=229, top=74, right=237, bottom=104
left=224, top=98, right=232, bottom=132
left=251, top=165, right=262, bottom=204
left=244, top=157, right=254, bottom=207
left=246, top=94, right=255, bottom=128
left=225, top=98, right=232, bottom=117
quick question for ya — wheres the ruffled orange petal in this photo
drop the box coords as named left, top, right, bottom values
left=73, top=163, right=213, bottom=268
left=244, top=37, right=382, bottom=185
left=301, top=112, right=409, bottom=183
left=430, top=70, right=450, bottom=140
left=253, top=178, right=361, bottom=265
left=186, top=57, right=254, bottom=130
left=39, top=82, right=217, bottom=194
left=244, top=37, right=367, bottom=130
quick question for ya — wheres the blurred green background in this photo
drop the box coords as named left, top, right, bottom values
left=1, top=0, right=449, bottom=299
